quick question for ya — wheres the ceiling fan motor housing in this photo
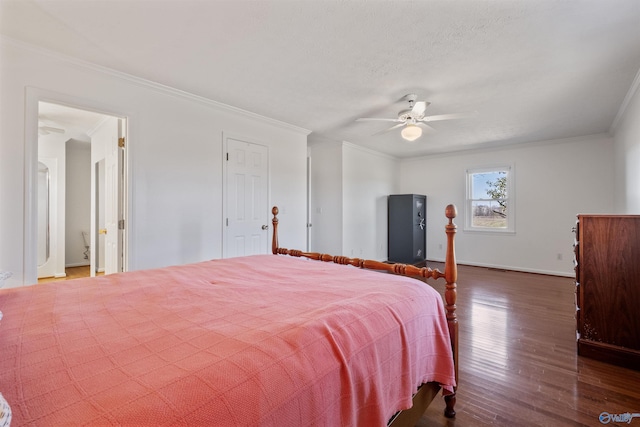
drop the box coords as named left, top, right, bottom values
left=398, top=109, right=415, bottom=121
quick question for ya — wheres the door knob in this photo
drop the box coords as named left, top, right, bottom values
left=99, top=228, right=107, bottom=235
left=261, top=225, right=268, bottom=230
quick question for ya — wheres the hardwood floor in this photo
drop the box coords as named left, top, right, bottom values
left=37, top=265, right=101, bottom=283
left=418, top=264, right=640, bottom=426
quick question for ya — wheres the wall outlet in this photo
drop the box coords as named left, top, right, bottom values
left=557, top=253, right=563, bottom=261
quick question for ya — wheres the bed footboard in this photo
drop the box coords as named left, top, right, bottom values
left=270, top=205, right=459, bottom=420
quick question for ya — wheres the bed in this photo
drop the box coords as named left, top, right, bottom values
left=0, top=204, right=459, bottom=426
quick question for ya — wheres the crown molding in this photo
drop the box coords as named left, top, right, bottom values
left=400, top=132, right=612, bottom=163
left=308, top=135, right=399, bottom=161
left=1, top=35, right=311, bottom=136
left=342, top=140, right=398, bottom=161
left=610, top=66, right=640, bottom=133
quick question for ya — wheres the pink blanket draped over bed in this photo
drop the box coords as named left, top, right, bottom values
left=0, top=255, right=455, bottom=426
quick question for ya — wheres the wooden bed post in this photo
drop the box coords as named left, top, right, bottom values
left=271, top=206, right=279, bottom=255
left=444, top=204, right=458, bottom=418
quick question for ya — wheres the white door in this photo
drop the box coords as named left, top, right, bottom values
left=37, top=158, right=57, bottom=278
left=225, top=138, right=269, bottom=257
left=104, top=118, right=124, bottom=274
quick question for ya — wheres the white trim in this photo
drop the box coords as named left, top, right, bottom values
left=427, top=257, right=575, bottom=278
left=308, top=138, right=399, bottom=161
left=221, top=132, right=228, bottom=258
left=65, top=262, right=90, bottom=268
left=342, top=141, right=398, bottom=161
left=464, top=165, right=515, bottom=233
left=307, top=136, right=343, bottom=148
left=2, top=35, right=311, bottom=137
left=24, top=89, right=39, bottom=285
left=610, top=66, right=640, bottom=133
left=306, top=155, right=312, bottom=252
left=401, top=132, right=611, bottom=163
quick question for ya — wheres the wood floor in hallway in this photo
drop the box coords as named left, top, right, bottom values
left=38, top=265, right=102, bottom=283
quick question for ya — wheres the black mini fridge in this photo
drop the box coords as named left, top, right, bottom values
left=387, top=194, right=426, bottom=264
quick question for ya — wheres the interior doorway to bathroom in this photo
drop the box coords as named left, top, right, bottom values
left=34, top=101, right=127, bottom=282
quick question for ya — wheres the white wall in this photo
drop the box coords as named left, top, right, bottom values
left=613, top=76, right=640, bottom=213
left=308, top=138, right=399, bottom=261
left=399, top=134, right=615, bottom=276
left=342, top=142, right=399, bottom=261
left=65, top=139, right=91, bottom=267
left=0, top=38, right=309, bottom=287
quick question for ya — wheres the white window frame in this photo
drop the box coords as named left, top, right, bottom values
left=465, top=165, right=515, bottom=234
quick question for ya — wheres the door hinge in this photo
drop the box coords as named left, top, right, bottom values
left=226, top=218, right=229, bottom=226
left=226, top=152, right=229, bottom=161
left=118, top=137, right=125, bottom=148
left=118, top=219, right=125, bottom=230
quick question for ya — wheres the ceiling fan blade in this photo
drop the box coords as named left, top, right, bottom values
left=421, top=111, right=477, bottom=122
left=372, top=122, right=405, bottom=136
left=39, top=125, right=65, bottom=134
left=356, top=117, right=401, bottom=122
left=411, top=101, right=429, bottom=116
left=416, top=122, right=436, bottom=132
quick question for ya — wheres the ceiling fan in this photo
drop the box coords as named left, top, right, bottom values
left=356, top=94, right=475, bottom=141
left=38, top=120, right=66, bottom=136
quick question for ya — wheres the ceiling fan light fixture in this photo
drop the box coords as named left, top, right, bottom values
left=401, top=124, right=422, bottom=141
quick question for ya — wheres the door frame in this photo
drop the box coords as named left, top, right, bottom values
left=24, top=87, right=132, bottom=284
left=221, top=132, right=271, bottom=258
left=306, top=155, right=311, bottom=252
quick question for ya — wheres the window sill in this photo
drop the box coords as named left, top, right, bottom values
left=463, top=227, right=516, bottom=235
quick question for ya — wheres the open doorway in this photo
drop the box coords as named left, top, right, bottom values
left=33, top=101, right=127, bottom=283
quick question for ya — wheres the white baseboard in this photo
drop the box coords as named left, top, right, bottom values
left=65, top=262, right=90, bottom=268
left=426, top=258, right=574, bottom=278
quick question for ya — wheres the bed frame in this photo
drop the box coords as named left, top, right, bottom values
left=270, top=204, right=459, bottom=424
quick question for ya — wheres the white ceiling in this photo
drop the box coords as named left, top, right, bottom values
left=2, top=0, right=640, bottom=157
left=39, top=102, right=111, bottom=142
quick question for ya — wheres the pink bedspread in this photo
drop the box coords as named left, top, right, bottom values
left=0, top=255, right=455, bottom=426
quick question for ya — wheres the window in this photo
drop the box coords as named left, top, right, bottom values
left=466, top=166, right=514, bottom=233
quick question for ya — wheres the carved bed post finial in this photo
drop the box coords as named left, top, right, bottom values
left=272, top=206, right=279, bottom=255
left=444, top=204, right=458, bottom=418
left=444, top=204, right=458, bottom=286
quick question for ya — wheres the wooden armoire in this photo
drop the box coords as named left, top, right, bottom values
left=573, top=214, right=640, bottom=370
